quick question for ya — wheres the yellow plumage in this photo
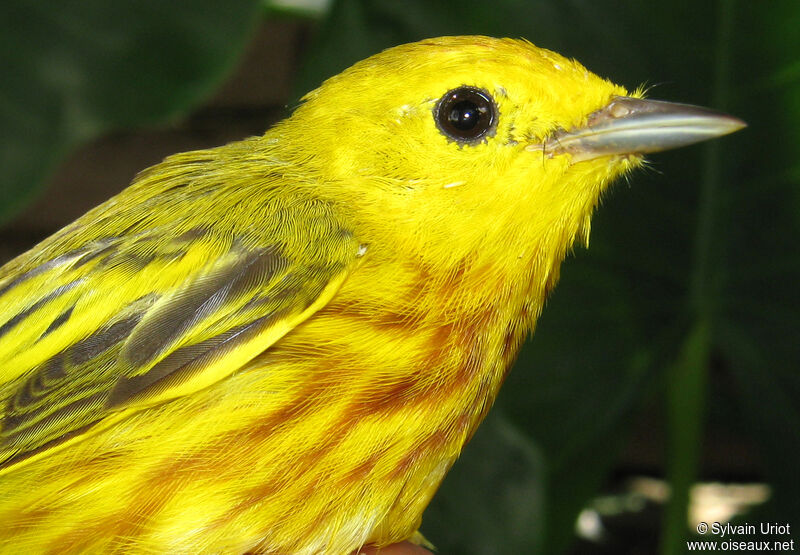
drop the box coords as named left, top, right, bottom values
left=0, top=36, right=742, bottom=553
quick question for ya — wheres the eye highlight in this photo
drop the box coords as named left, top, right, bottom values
left=435, top=87, right=497, bottom=143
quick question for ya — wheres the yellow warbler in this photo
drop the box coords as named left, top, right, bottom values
left=0, top=36, right=743, bottom=554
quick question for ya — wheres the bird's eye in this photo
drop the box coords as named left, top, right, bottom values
left=435, top=87, right=497, bottom=143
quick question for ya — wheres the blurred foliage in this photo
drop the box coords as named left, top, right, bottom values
left=265, top=0, right=332, bottom=18
left=1, top=0, right=798, bottom=554
left=0, top=0, right=261, bottom=222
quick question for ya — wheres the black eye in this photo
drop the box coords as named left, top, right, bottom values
left=435, top=86, right=497, bottom=143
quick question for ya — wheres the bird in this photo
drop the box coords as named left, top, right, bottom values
left=0, top=36, right=744, bottom=554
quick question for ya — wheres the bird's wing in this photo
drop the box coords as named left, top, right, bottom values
left=0, top=212, right=361, bottom=470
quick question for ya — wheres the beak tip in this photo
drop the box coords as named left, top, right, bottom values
left=730, top=117, right=748, bottom=132
left=694, top=112, right=747, bottom=145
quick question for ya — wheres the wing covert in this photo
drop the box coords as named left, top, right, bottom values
left=0, top=215, right=362, bottom=471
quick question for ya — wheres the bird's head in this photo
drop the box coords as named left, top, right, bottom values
left=275, top=36, right=743, bottom=296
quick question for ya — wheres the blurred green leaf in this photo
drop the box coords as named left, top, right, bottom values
left=0, top=0, right=261, bottom=222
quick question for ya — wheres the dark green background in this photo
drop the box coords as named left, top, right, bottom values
left=1, top=1, right=797, bottom=553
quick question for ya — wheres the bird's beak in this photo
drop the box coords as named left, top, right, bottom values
left=535, top=96, right=746, bottom=163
